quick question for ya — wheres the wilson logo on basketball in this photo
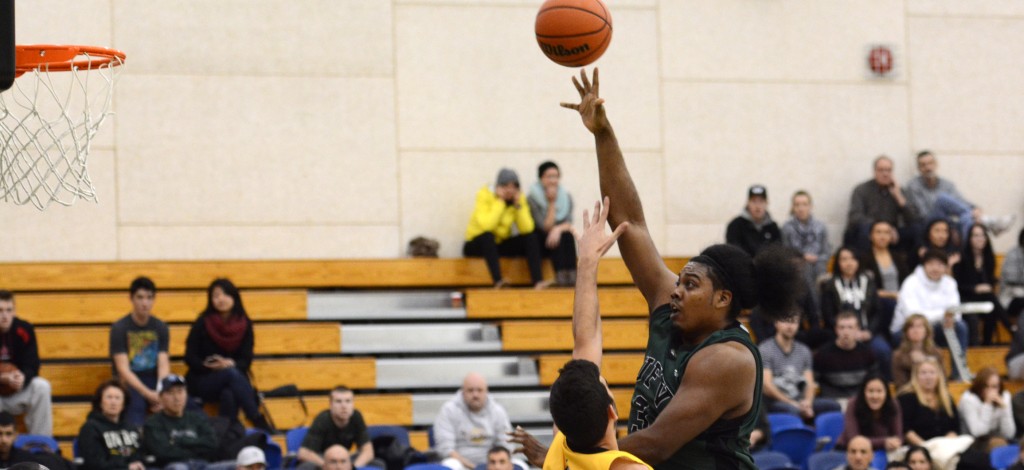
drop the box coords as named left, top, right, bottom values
left=539, top=42, right=590, bottom=57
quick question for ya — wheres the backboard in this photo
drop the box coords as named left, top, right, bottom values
left=0, top=0, right=12, bottom=92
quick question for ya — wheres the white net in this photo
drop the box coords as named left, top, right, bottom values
left=0, top=50, right=123, bottom=210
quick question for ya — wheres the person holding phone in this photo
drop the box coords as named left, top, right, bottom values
left=184, top=278, right=273, bottom=432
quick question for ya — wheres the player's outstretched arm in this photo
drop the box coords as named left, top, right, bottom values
left=617, top=343, right=756, bottom=463
left=573, top=197, right=629, bottom=365
left=561, top=68, right=676, bottom=311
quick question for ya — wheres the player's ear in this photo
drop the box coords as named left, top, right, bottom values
left=607, top=403, right=617, bottom=421
left=715, top=290, right=732, bottom=309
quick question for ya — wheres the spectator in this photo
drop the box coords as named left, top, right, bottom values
left=485, top=447, right=514, bottom=470
left=322, top=445, right=352, bottom=470
left=814, top=312, right=879, bottom=401
left=838, top=435, right=874, bottom=470
left=143, top=374, right=232, bottom=470
left=845, top=155, right=919, bottom=254
left=433, top=372, right=513, bottom=470
left=821, top=246, right=891, bottom=380
left=891, top=314, right=945, bottom=390
left=726, top=184, right=781, bottom=257
left=0, top=290, right=52, bottom=436
left=1001, top=229, right=1024, bottom=321
left=184, top=278, right=272, bottom=432
left=782, top=190, right=831, bottom=310
left=235, top=446, right=266, bottom=470
left=464, top=168, right=548, bottom=289
left=76, top=380, right=144, bottom=470
left=955, top=224, right=1013, bottom=346
left=837, top=374, right=902, bottom=454
left=910, top=219, right=960, bottom=271
left=110, top=276, right=170, bottom=427
left=903, top=150, right=1014, bottom=240
left=527, top=161, right=577, bottom=287
left=890, top=249, right=968, bottom=380
left=860, top=221, right=910, bottom=322
left=759, top=316, right=841, bottom=419
left=896, top=358, right=959, bottom=446
left=0, top=411, right=67, bottom=469
left=902, top=446, right=933, bottom=470
left=297, top=386, right=379, bottom=470
left=958, top=367, right=1015, bottom=446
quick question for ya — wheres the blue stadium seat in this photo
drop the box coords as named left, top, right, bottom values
left=404, top=464, right=450, bottom=470
left=991, top=444, right=1021, bottom=470
left=771, top=426, right=817, bottom=469
left=14, top=434, right=59, bottom=454
left=813, top=411, right=845, bottom=451
left=768, top=413, right=804, bottom=433
left=872, top=449, right=888, bottom=469
left=286, top=426, right=309, bottom=454
left=246, top=428, right=283, bottom=469
left=369, top=425, right=411, bottom=448
left=752, top=450, right=795, bottom=469
left=807, top=450, right=846, bottom=470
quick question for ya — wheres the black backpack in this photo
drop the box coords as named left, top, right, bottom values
left=208, top=416, right=268, bottom=461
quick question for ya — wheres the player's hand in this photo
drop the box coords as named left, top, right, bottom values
left=576, top=197, right=628, bottom=263
left=7, top=370, right=25, bottom=392
left=560, top=68, right=608, bottom=134
left=508, top=426, right=547, bottom=468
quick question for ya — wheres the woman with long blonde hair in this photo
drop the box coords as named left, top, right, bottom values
left=897, top=357, right=958, bottom=446
left=891, top=314, right=945, bottom=388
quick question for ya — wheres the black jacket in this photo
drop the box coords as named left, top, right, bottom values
left=726, top=213, right=781, bottom=257
left=183, top=313, right=254, bottom=387
left=76, top=411, right=142, bottom=470
left=142, top=411, right=219, bottom=466
left=0, top=317, right=41, bottom=384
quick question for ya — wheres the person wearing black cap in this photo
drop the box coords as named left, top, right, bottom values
left=560, top=69, right=804, bottom=469
left=143, top=374, right=233, bottom=470
left=725, top=185, right=782, bottom=257
left=463, top=168, right=549, bottom=289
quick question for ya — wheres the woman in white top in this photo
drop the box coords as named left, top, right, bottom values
left=958, top=367, right=1015, bottom=448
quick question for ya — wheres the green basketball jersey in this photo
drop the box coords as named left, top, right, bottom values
left=626, top=303, right=762, bottom=470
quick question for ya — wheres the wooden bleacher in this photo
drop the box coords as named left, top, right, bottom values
left=467, top=287, right=648, bottom=318
left=15, top=290, right=307, bottom=324
left=45, top=358, right=376, bottom=401
left=502, top=319, right=648, bottom=351
left=5, top=254, right=1017, bottom=458
left=0, top=257, right=687, bottom=291
left=37, top=323, right=341, bottom=359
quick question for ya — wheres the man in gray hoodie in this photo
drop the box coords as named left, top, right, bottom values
left=433, top=373, right=512, bottom=470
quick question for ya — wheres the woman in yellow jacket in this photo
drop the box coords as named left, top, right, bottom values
left=464, top=168, right=548, bottom=288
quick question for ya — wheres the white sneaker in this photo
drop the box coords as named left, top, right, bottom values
left=981, top=214, right=1016, bottom=236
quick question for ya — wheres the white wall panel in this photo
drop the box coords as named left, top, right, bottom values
left=116, top=75, right=398, bottom=226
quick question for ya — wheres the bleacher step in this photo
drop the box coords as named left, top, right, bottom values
left=376, top=357, right=539, bottom=389
left=308, top=291, right=465, bottom=321
left=341, top=323, right=501, bottom=354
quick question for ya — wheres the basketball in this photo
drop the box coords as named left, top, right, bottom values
left=535, top=0, right=612, bottom=67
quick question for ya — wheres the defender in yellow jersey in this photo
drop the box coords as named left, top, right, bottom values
left=538, top=199, right=648, bottom=470
left=544, top=431, right=650, bottom=470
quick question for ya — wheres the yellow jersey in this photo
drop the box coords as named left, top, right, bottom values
left=543, top=432, right=651, bottom=470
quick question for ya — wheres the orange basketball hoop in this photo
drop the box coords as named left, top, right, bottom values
left=14, top=45, right=126, bottom=76
left=0, top=44, right=126, bottom=209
